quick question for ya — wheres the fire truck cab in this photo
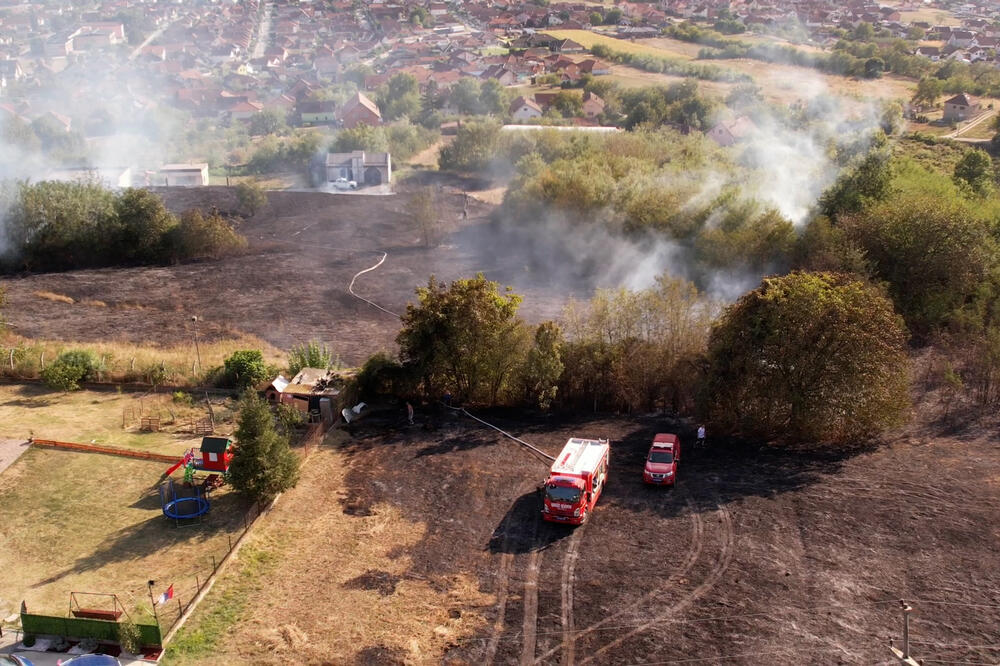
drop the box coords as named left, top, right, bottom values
left=542, top=437, right=610, bottom=525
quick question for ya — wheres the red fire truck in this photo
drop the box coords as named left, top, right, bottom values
left=542, top=437, right=610, bottom=525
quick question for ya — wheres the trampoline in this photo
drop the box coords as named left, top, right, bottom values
left=57, top=656, right=121, bottom=666
left=162, top=496, right=210, bottom=519
left=159, top=478, right=211, bottom=525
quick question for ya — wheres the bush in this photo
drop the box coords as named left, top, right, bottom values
left=41, top=349, right=97, bottom=391
left=173, top=390, right=194, bottom=406
left=287, top=340, right=333, bottom=376
left=234, top=181, right=268, bottom=217
left=21, top=635, right=35, bottom=648
left=223, top=350, right=270, bottom=389
left=117, top=617, right=141, bottom=655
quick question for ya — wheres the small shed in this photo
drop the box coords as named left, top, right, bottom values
left=199, top=436, right=234, bottom=472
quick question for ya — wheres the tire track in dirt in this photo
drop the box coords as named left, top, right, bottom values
left=520, top=510, right=543, bottom=666
left=578, top=500, right=735, bottom=663
left=534, top=496, right=703, bottom=664
left=483, top=552, right=514, bottom=665
left=560, top=523, right=586, bottom=666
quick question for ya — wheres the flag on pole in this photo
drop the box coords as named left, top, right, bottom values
left=157, top=584, right=174, bottom=605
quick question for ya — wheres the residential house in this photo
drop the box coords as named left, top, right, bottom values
left=706, top=115, right=757, bottom=146
left=325, top=150, right=392, bottom=185
left=943, top=92, right=982, bottom=121
left=581, top=91, right=605, bottom=119
left=339, top=91, right=382, bottom=128
left=299, top=99, right=337, bottom=125
left=509, top=95, right=543, bottom=120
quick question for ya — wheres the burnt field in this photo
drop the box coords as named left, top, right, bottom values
left=0, top=184, right=596, bottom=365
left=337, top=409, right=1000, bottom=665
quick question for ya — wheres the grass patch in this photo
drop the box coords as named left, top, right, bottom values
left=0, top=447, right=251, bottom=621
left=544, top=29, right=694, bottom=60
left=163, top=542, right=279, bottom=662
left=34, top=291, right=75, bottom=305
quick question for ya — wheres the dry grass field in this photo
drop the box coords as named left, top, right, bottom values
left=546, top=29, right=917, bottom=108
left=0, top=446, right=251, bottom=623
left=163, top=442, right=493, bottom=665
left=0, top=384, right=231, bottom=453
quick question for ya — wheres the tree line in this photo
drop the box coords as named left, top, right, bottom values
left=353, top=270, right=909, bottom=445
left=0, top=181, right=247, bottom=273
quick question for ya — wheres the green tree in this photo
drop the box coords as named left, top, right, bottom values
left=235, top=181, right=268, bottom=216
left=397, top=274, right=528, bottom=404
left=864, top=56, right=885, bottom=78
left=223, top=350, right=270, bottom=389
left=111, top=188, right=176, bottom=264
left=520, top=321, right=564, bottom=410
left=953, top=148, right=993, bottom=195
left=480, top=79, right=508, bottom=116
left=589, top=11, right=603, bottom=25
left=288, top=340, right=333, bottom=376
left=552, top=91, right=583, bottom=118
left=912, top=76, right=944, bottom=108
left=378, top=73, right=421, bottom=121
left=851, top=22, right=875, bottom=41
left=818, top=137, right=893, bottom=219
left=704, top=272, right=910, bottom=442
left=438, top=120, right=501, bottom=171
left=841, top=188, right=996, bottom=333
left=248, top=109, right=287, bottom=136
left=604, top=8, right=623, bottom=24
left=449, top=77, right=483, bottom=115
left=228, top=391, right=300, bottom=503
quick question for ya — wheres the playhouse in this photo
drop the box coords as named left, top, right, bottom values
left=198, top=436, right=233, bottom=472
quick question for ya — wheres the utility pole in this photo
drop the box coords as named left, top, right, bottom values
left=147, top=580, right=159, bottom=627
left=190, top=316, right=203, bottom=374
left=889, top=600, right=922, bottom=665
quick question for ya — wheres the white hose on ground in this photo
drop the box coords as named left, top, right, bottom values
left=348, top=251, right=401, bottom=318
left=442, top=402, right=555, bottom=463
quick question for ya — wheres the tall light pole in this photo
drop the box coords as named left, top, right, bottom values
left=191, top=316, right=203, bottom=374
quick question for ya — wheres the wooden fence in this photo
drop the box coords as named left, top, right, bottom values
left=30, top=439, right=181, bottom=464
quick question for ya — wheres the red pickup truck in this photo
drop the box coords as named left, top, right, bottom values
left=643, top=433, right=680, bottom=486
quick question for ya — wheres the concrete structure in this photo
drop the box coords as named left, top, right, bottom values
left=159, top=163, right=209, bottom=186
left=325, top=151, right=391, bottom=186
left=47, top=166, right=132, bottom=188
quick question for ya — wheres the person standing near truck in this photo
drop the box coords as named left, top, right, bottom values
left=696, top=425, right=706, bottom=449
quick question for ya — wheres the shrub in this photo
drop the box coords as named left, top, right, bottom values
left=117, top=617, right=141, bottom=655
left=287, top=340, right=332, bottom=376
left=22, top=635, right=35, bottom=648
left=223, top=350, right=270, bottom=389
left=173, top=390, right=194, bottom=406
left=41, top=349, right=96, bottom=391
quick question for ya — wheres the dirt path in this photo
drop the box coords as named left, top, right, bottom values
left=519, top=511, right=543, bottom=666
left=945, top=109, right=996, bottom=139
left=0, top=439, right=29, bottom=476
